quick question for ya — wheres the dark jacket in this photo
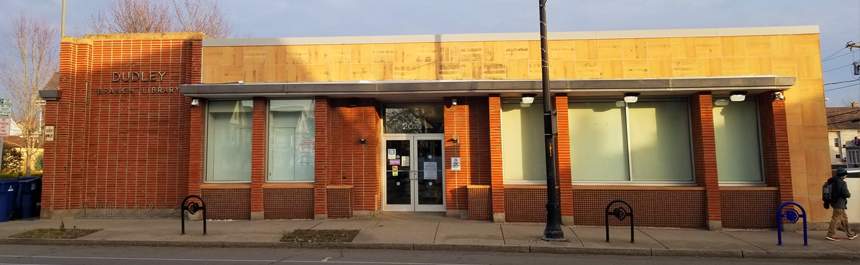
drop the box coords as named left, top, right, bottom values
left=827, top=176, right=852, bottom=209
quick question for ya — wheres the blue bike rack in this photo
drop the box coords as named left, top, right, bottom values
left=777, top=202, right=807, bottom=246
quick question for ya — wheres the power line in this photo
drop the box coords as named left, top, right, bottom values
left=824, top=79, right=860, bottom=86
left=823, top=46, right=849, bottom=61
left=823, top=63, right=855, bottom=73
left=822, top=51, right=857, bottom=62
left=825, top=82, right=860, bottom=92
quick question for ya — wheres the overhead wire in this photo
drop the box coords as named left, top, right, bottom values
left=824, top=63, right=855, bottom=73
left=824, top=79, right=860, bottom=86
left=825, top=82, right=860, bottom=92
left=822, top=46, right=849, bottom=61
left=822, top=51, right=857, bottom=62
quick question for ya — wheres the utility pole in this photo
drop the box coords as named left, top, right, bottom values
left=539, top=0, right=564, bottom=242
left=61, top=0, right=66, bottom=37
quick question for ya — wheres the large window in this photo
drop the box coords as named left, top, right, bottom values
left=713, top=100, right=763, bottom=183
left=268, top=99, right=316, bottom=182
left=206, top=100, right=253, bottom=182
left=568, top=100, right=694, bottom=183
left=501, top=102, right=547, bottom=183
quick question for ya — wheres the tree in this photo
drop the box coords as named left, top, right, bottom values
left=88, top=0, right=236, bottom=38
left=0, top=15, right=57, bottom=175
left=1, top=143, right=22, bottom=174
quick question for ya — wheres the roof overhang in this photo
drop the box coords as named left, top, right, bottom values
left=180, top=76, right=795, bottom=101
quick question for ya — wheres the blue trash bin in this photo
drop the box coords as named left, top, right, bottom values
left=0, top=179, right=19, bottom=222
left=18, top=177, right=39, bottom=219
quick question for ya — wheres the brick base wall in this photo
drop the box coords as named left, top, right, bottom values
left=504, top=187, right=547, bottom=223
left=327, top=187, right=353, bottom=219
left=467, top=186, right=491, bottom=221
left=263, top=188, right=314, bottom=220
left=721, top=189, right=779, bottom=229
left=202, top=189, right=251, bottom=220
left=573, top=189, right=706, bottom=228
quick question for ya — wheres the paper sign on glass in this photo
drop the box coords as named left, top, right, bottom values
left=423, top=162, right=437, bottom=180
left=401, top=156, right=409, bottom=166
left=392, top=166, right=399, bottom=176
left=387, top=149, right=396, bottom=159
left=389, top=159, right=400, bottom=166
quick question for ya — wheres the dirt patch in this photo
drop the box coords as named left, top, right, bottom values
left=281, top=229, right=360, bottom=243
left=11, top=229, right=102, bottom=239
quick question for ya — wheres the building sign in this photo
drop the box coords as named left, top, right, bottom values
left=44, top=126, right=55, bottom=141
left=0, top=117, right=11, bottom=137
left=451, top=157, right=461, bottom=171
left=96, top=71, right=180, bottom=95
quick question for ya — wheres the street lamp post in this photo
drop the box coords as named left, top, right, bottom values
left=539, top=0, right=564, bottom=241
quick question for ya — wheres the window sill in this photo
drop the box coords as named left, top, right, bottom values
left=572, top=185, right=704, bottom=190
left=720, top=186, right=777, bottom=191
left=503, top=180, right=547, bottom=185
left=263, top=183, right=314, bottom=189
left=201, top=183, right=251, bottom=189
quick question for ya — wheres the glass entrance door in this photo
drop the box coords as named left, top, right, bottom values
left=383, top=135, right=444, bottom=211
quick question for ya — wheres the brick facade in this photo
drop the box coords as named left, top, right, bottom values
left=689, top=92, right=722, bottom=229
left=444, top=97, right=491, bottom=216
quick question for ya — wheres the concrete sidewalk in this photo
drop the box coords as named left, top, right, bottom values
left=0, top=212, right=857, bottom=260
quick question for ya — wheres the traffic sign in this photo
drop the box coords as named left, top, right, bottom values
left=0, top=99, right=11, bottom=117
left=0, top=117, right=11, bottom=136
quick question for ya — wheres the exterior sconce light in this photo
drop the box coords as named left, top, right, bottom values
left=191, top=98, right=199, bottom=106
left=623, top=93, right=639, bottom=103
left=714, top=99, right=730, bottom=107
left=452, top=98, right=457, bottom=106
left=773, top=92, right=786, bottom=101
left=730, top=91, right=746, bottom=102
left=348, top=98, right=359, bottom=107
left=359, top=138, right=367, bottom=145
left=521, top=94, right=536, bottom=107
left=448, top=137, right=459, bottom=145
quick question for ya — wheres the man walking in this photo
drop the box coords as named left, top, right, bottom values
left=825, top=167, right=858, bottom=241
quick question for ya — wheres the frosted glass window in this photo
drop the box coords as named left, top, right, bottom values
left=269, top=100, right=315, bottom=182
left=628, top=101, right=693, bottom=181
left=714, top=100, right=763, bottom=182
left=568, top=100, right=693, bottom=183
left=501, top=103, right=547, bottom=182
left=206, top=100, right=253, bottom=182
left=569, top=102, right=629, bottom=181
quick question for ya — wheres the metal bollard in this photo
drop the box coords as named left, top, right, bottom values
left=605, top=200, right=634, bottom=243
left=181, top=195, right=207, bottom=235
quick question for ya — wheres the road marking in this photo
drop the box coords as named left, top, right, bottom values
left=0, top=255, right=487, bottom=265
left=322, top=257, right=332, bottom=262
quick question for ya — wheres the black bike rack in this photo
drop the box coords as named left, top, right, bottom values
left=181, top=195, right=207, bottom=235
left=605, top=200, right=634, bottom=243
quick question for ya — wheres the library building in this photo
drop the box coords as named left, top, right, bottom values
left=40, top=25, right=830, bottom=230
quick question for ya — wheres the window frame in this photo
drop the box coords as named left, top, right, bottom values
left=500, top=99, right=550, bottom=185
left=567, top=98, right=697, bottom=186
left=266, top=98, right=316, bottom=183
left=713, top=97, right=766, bottom=187
left=204, top=99, right=255, bottom=184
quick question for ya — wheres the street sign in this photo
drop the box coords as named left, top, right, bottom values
left=0, top=99, right=11, bottom=117
left=0, top=117, right=11, bottom=136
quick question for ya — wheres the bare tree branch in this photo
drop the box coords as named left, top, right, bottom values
left=0, top=15, right=58, bottom=174
left=87, top=0, right=238, bottom=38
left=173, top=0, right=232, bottom=39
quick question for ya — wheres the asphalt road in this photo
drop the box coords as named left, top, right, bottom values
left=0, top=245, right=853, bottom=265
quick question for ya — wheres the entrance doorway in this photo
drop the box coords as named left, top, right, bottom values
left=382, top=134, right=445, bottom=211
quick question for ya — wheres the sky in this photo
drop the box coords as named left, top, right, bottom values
left=1, top=0, right=859, bottom=106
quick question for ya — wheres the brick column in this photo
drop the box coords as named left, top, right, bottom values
left=554, top=94, right=574, bottom=225
left=313, top=97, right=330, bottom=219
left=188, top=99, right=205, bottom=198
left=758, top=93, right=794, bottom=211
left=250, top=98, right=267, bottom=220
left=689, top=92, right=722, bottom=230
left=489, top=95, right=505, bottom=222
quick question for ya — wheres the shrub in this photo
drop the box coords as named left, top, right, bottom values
left=1, top=143, right=22, bottom=173
left=35, top=154, right=42, bottom=171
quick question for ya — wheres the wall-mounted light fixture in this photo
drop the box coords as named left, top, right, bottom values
left=714, top=99, right=730, bottom=107
left=448, top=137, right=459, bottom=145
left=521, top=94, right=536, bottom=107
left=191, top=98, right=199, bottom=106
left=623, top=93, right=640, bottom=103
left=452, top=98, right=457, bottom=106
left=359, top=138, right=367, bottom=145
left=730, top=91, right=747, bottom=102
left=348, top=98, right=359, bottom=107
left=773, top=91, right=786, bottom=101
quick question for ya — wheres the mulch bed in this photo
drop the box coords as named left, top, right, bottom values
left=10, top=228, right=102, bottom=239
left=281, top=229, right=360, bottom=243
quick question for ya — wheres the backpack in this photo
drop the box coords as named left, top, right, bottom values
left=823, top=181, right=836, bottom=203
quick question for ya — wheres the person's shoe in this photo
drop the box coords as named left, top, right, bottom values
left=849, top=233, right=858, bottom=240
left=826, top=236, right=841, bottom=241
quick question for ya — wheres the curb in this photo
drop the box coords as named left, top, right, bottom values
left=0, top=238, right=857, bottom=260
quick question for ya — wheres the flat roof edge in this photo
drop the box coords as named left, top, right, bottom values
left=203, top=25, right=819, bottom=47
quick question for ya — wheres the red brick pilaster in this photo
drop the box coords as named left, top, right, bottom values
left=67, top=42, right=92, bottom=213
left=489, top=95, right=504, bottom=222
left=689, top=92, right=721, bottom=230
left=313, top=97, right=330, bottom=219
left=554, top=95, right=574, bottom=224
left=758, top=93, right=793, bottom=205
left=250, top=98, right=267, bottom=219
left=188, top=99, right=205, bottom=197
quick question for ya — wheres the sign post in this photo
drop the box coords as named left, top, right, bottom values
left=0, top=99, right=12, bottom=172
